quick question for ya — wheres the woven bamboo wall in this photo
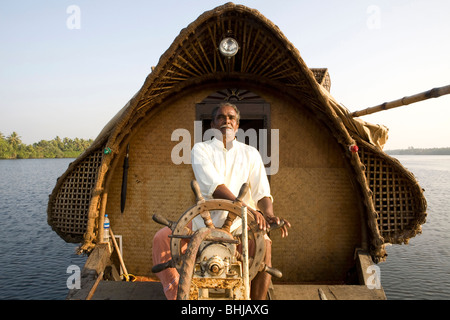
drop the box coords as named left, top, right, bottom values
left=104, top=87, right=363, bottom=282
left=105, top=89, right=209, bottom=276
left=268, top=93, right=362, bottom=283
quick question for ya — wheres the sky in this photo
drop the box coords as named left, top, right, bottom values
left=1, top=0, right=449, bottom=150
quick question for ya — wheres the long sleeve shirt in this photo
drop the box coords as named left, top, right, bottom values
left=191, top=137, right=272, bottom=233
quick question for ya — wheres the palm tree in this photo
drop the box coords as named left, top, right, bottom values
left=7, top=132, right=22, bottom=148
left=63, top=137, right=71, bottom=151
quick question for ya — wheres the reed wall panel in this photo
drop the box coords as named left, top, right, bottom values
left=104, top=87, right=363, bottom=281
left=105, top=90, right=211, bottom=277
left=268, top=93, right=362, bottom=282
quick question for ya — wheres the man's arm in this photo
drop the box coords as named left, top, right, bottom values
left=212, top=184, right=236, bottom=201
left=212, top=185, right=291, bottom=237
left=213, top=184, right=269, bottom=231
left=256, top=197, right=274, bottom=218
left=257, top=197, right=290, bottom=238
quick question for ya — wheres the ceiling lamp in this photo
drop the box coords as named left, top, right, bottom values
left=219, top=37, right=239, bottom=58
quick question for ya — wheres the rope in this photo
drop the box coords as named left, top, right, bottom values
left=122, top=273, right=137, bottom=282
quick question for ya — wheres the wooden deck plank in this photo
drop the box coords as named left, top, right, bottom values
left=88, top=281, right=385, bottom=300
left=90, top=281, right=167, bottom=300
left=272, top=284, right=386, bottom=300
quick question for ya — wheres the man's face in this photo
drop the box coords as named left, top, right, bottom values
left=211, top=105, right=239, bottom=139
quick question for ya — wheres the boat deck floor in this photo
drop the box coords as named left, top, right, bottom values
left=90, top=281, right=166, bottom=300
left=88, top=281, right=386, bottom=300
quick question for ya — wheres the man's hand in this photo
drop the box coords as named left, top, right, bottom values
left=212, top=185, right=291, bottom=237
left=256, top=197, right=291, bottom=238
left=247, top=207, right=268, bottom=231
left=248, top=207, right=291, bottom=238
left=265, top=215, right=291, bottom=238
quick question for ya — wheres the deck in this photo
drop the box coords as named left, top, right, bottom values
left=68, top=244, right=385, bottom=300
left=70, top=280, right=385, bottom=300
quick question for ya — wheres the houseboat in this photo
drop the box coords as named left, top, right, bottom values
left=48, top=3, right=428, bottom=300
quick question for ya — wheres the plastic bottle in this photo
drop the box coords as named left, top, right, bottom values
left=103, top=214, right=110, bottom=242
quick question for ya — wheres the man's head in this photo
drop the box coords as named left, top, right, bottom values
left=211, top=103, right=240, bottom=143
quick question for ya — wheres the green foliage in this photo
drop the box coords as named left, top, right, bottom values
left=385, top=147, right=450, bottom=155
left=0, top=132, right=93, bottom=159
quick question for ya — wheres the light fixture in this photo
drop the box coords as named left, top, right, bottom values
left=219, top=37, right=239, bottom=58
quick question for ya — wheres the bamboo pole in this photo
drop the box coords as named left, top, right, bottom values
left=86, top=271, right=104, bottom=300
left=241, top=205, right=250, bottom=300
left=109, top=227, right=129, bottom=280
left=350, top=84, right=450, bottom=117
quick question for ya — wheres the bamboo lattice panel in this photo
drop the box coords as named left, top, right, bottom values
left=358, top=145, right=423, bottom=244
left=49, top=149, right=103, bottom=242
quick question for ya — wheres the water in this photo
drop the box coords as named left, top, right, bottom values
left=0, top=156, right=449, bottom=299
left=0, top=159, right=87, bottom=300
left=378, top=155, right=450, bottom=300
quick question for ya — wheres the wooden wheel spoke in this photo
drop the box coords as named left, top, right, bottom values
left=200, top=209, right=215, bottom=229
left=221, top=210, right=237, bottom=233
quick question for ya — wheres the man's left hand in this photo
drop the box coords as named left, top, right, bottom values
left=265, top=215, right=291, bottom=238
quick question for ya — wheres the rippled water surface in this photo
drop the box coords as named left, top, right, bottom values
left=0, top=156, right=449, bottom=299
left=379, top=155, right=450, bottom=300
left=0, top=159, right=86, bottom=299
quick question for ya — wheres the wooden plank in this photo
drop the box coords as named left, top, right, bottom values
left=355, top=248, right=377, bottom=286
left=67, top=244, right=111, bottom=300
left=273, top=284, right=386, bottom=300
left=90, top=281, right=166, bottom=300
left=83, top=243, right=111, bottom=274
left=328, top=285, right=386, bottom=300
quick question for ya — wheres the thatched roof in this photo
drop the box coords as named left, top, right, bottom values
left=47, top=3, right=426, bottom=262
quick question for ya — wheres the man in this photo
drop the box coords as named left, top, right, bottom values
left=153, top=102, right=290, bottom=300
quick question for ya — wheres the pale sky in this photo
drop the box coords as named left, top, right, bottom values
left=1, top=0, right=449, bottom=150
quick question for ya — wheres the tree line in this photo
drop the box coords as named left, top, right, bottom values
left=0, top=131, right=93, bottom=159
left=385, top=147, right=450, bottom=155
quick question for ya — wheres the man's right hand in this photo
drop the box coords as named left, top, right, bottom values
left=248, top=207, right=291, bottom=238
left=247, top=207, right=268, bottom=231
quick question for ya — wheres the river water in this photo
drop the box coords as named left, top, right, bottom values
left=378, top=155, right=450, bottom=300
left=0, top=159, right=86, bottom=299
left=0, top=156, right=449, bottom=299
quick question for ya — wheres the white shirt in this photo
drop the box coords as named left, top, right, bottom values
left=191, top=138, right=272, bottom=233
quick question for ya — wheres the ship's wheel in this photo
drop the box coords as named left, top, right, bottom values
left=169, top=181, right=266, bottom=281
left=152, top=180, right=282, bottom=299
